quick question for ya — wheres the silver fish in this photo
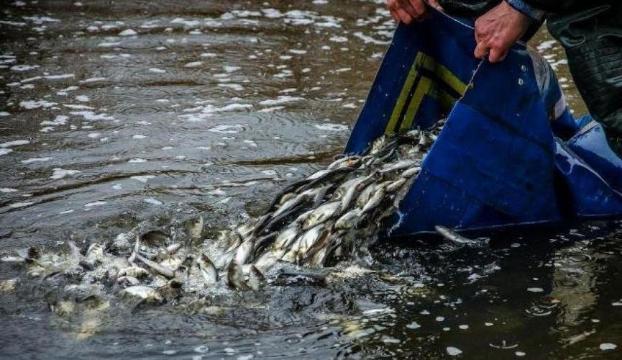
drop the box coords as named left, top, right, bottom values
left=254, top=248, right=285, bottom=273
left=362, top=186, right=386, bottom=213
left=196, top=254, right=218, bottom=285
left=118, top=265, right=150, bottom=279
left=120, top=285, right=163, bottom=304
left=434, top=226, right=483, bottom=247
left=226, top=260, right=248, bottom=290
left=234, top=239, right=254, bottom=265
left=401, top=166, right=421, bottom=178
left=134, top=253, right=175, bottom=279
left=247, top=265, right=265, bottom=291
left=386, top=178, right=407, bottom=192
left=335, top=209, right=363, bottom=230
left=302, top=201, right=341, bottom=230
left=380, top=159, right=419, bottom=173
left=274, top=226, right=300, bottom=249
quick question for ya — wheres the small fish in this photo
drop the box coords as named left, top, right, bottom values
left=435, top=226, right=485, bottom=247
left=254, top=248, right=285, bottom=273
left=380, top=159, right=418, bottom=173
left=386, top=178, right=407, bottom=193
left=401, top=166, right=421, bottom=178
left=226, top=260, right=248, bottom=290
left=196, top=254, right=218, bottom=285
left=273, top=227, right=300, bottom=249
left=118, top=265, right=150, bottom=279
left=234, top=239, right=254, bottom=265
left=299, top=226, right=326, bottom=253
left=120, top=285, right=163, bottom=304
left=334, top=209, right=363, bottom=230
left=116, top=275, right=140, bottom=287
left=187, top=216, right=204, bottom=240
left=247, top=265, right=265, bottom=291
left=134, top=253, right=175, bottom=279
left=362, top=187, right=386, bottom=213
left=302, top=201, right=341, bottom=230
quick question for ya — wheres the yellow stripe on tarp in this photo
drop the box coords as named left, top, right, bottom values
left=384, top=52, right=469, bottom=134
left=384, top=53, right=425, bottom=135
left=400, top=77, right=432, bottom=131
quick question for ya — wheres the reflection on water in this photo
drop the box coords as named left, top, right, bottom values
left=0, top=0, right=619, bottom=359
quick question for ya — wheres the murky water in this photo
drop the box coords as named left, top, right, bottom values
left=0, top=0, right=620, bottom=359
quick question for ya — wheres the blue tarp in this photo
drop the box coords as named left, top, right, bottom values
left=344, top=9, right=622, bottom=235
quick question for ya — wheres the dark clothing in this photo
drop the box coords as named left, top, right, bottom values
left=438, top=0, right=622, bottom=152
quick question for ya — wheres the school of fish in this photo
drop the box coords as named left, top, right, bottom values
left=1, top=123, right=444, bottom=305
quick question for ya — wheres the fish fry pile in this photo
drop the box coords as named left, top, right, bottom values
left=1, top=124, right=442, bottom=304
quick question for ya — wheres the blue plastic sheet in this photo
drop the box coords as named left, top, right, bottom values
left=345, top=9, right=622, bottom=235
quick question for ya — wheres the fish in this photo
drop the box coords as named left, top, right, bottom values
left=226, top=260, right=248, bottom=290
left=434, top=225, right=485, bottom=247
left=120, top=285, right=163, bottom=304
left=134, top=253, right=175, bottom=279
left=247, top=265, right=265, bottom=290
left=273, top=226, right=300, bottom=250
left=302, top=201, right=341, bottom=230
left=234, top=239, right=254, bottom=265
left=196, top=254, right=218, bottom=285
left=335, top=209, right=363, bottom=230
left=362, top=186, right=386, bottom=213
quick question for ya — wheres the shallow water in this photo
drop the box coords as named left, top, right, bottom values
left=0, top=0, right=619, bottom=359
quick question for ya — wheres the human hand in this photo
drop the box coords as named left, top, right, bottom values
left=473, top=1, right=531, bottom=63
left=386, top=0, right=442, bottom=24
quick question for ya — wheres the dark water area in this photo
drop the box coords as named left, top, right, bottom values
left=0, top=0, right=619, bottom=359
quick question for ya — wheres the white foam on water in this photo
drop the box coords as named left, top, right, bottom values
left=314, top=123, right=348, bottom=131
left=218, top=83, right=244, bottom=91
left=20, top=100, right=57, bottom=109
left=259, top=96, right=303, bottom=106
left=0, top=188, right=18, bottom=193
left=131, top=175, right=155, bottom=183
left=170, top=18, right=201, bottom=28
left=75, top=95, right=90, bottom=102
left=118, top=29, right=137, bottom=36
left=149, top=68, right=166, bottom=73
left=10, top=201, right=34, bottom=209
left=208, top=124, right=245, bottom=134
left=144, top=198, right=163, bottom=206
left=0, top=148, right=13, bottom=156
left=329, top=36, right=348, bottom=43
left=70, top=111, right=114, bottom=121
left=59, top=209, right=74, bottom=214
left=0, top=111, right=10, bottom=117
left=41, top=115, right=68, bottom=127
left=446, top=347, right=462, bottom=356
left=98, top=41, right=121, bottom=48
left=223, top=65, right=240, bottom=73
left=258, top=106, right=284, bottom=113
left=44, top=73, right=74, bottom=80
left=184, top=61, right=203, bottom=68
left=84, top=201, right=106, bottom=208
left=80, top=77, right=107, bottom=83
left=21, top=157, right=52, bottom=164
left=406, top=321, right=421, bottom=329
left=132, top=135, right=146, bottom=139
left=10, top=64, right=39, bottom=72
left=51, top=168, right=80, bottom=179
left=600, top=343, right=617, bottom=351
left=112, top=184, right=122, bottom=190
left=128, top=158, right=147, bottom=163
left=64, top=104, right=94, bottom=110
left=23, top=15, right=60, bottom=24
left=459, top=324, right=469, bottom=330
left=1, top=139, right=29, bottom=148
left=527, top=287, right=544, bottom=293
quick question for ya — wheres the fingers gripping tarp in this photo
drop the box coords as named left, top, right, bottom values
left=344, top=9, right=622, bottom=235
